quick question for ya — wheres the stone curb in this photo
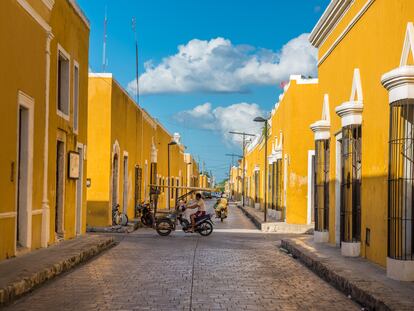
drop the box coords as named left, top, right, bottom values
left=0, top=237, right=116, bottom=307
left=237, top=204, right=262, bottom=229
left=281, top=239, right=390, bottom=311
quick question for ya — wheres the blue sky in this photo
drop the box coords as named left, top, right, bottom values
left=78, top=0, right=329, bottom=181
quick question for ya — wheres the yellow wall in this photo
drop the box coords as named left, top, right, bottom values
left=48, top=0, right=90, bottom=242
left=315, top=0, right=414, bottom=266
left=243, top=77, right=319, bottom=225
left=0, top=0, right=48, bottom=259
left=87, top=75, right=193, bottom=226
left=272, top=79, right=320, bottom=224
left=0, top=0, right=89, bottom=260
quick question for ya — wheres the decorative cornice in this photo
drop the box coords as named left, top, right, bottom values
left=316, top=0, right=375, bottom=67
left=335, top=101, right=363, bottom=127
left=310, top=94, right=331, bottom=140
left=17, top=0, right=52, bottom=32
left=68, top=0, right=90, bottom=29
left=381, top=23, right=414, bottom=103
left=309, top=0, right=353, bottom=48
left=41, top=0, right=55, bottom=10
left=310, top=120, right=331, bottom=141
left=381, top=67, right=414, bottom=103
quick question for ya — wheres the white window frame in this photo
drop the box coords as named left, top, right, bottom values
left=73, top=60, right=79, bottom=134
left=56, top=44, right=70, bottom=121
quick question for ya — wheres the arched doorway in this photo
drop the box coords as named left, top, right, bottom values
left=112, top=154, right=119, bottom=208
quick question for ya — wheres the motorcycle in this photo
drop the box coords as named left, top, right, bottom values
left=156, top=205, right=213, bottom=237
left=214, top=198, right=228, bottom=222
left=136, top=202, right=155, bottom=227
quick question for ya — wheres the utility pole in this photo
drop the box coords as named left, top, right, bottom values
left=131, top=17, right=139, bottom=104
left=229, top=131, right=256, bottom=206
left=102, top=6, right=108, bottom=72
left=225, top=153, right=242, bottom=167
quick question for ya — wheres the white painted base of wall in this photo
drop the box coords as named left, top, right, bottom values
left=261, top=222, right=314, bottom=234
left=387, top=257, right=414, bottom=281
left=254, top=203, right=261, bottom=210
left=341, top=241, right=360, bottom=257
left=314, top=231, right=329, bottom=243
left=267, top=209, right=282, bottom=220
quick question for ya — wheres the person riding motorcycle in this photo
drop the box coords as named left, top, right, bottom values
left=214, top=197, right=228, bottom=219
left=185, top=193, right=206, bottom=232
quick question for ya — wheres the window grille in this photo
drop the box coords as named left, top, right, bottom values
left=315, top=140, right=330, bottom=231
left=270, top=163, right=276, bottom=210
left=254, top=171, right=260, bottom=203
left=134, top=166, right=142, bottom=218
left=340, top=125, right=362, bottom=243
left=388, top=100, right=414, bottom=260
left=276, top=159, right=283, bottom=211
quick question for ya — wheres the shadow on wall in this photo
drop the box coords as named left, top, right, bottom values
left=87, top=201, right=110, bottom=227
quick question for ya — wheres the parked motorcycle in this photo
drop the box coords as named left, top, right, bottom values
left=156, top=205, right=213, bottom=237
left=136, top=202, right=155, bottom=227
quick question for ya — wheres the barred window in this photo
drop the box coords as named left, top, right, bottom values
left=275, top=159, right=283, bottom=211
left=389, top=100, right=414, bottom=260
left=254, top=171, right=260, bottom=203
left=340, top=125, right=362, bottom=243
left=315, top=140, right=329, bottom=231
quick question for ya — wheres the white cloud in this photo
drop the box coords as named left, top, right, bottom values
left=128, top=33, right=317, bottom=95
left=174, top=102, right=264, bottom=145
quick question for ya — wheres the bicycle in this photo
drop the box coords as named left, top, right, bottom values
left=112, top=204, right=129, bottom=226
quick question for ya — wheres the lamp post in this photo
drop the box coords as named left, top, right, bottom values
left=167, top=141, right=177, bottom=210
left=254, top=116, right=269, bottom=222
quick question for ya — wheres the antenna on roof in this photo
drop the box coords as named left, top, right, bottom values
left=102, top=6, right=108, bottom=72
left=132, top=17, right=139, bottom=104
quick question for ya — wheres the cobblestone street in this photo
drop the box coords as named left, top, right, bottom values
left=5, top=202, right=360, bottom=311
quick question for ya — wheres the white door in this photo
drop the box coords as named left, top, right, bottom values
left=16, top=106, right=32, bottom=248
left=75, top=146, right=84, bottom=235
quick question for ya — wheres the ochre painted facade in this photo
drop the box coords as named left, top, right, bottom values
left=311, top=0, right=414, bottom=268
left=0, top=0, right=89, bottom=260
left=242, top=76, right=319, bottom=225
left=87, top=74, right=198, bottom=227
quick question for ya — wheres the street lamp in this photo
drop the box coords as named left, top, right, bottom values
left=254, top=116, right=269, bottom=222
left=168, top=141, right=177, bottom=210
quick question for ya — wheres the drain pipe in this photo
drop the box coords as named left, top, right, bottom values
left=41, top=32, right=54, bottom=248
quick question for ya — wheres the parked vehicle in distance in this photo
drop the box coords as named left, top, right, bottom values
left=202, top=191, right=212, bottom=199
left=212, top=192, right=221, bottom=198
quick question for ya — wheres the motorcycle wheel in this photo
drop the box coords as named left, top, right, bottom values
left=198, top=221, right=213, bottom=236
left=156, top=219, right=173, bottom=236
left=220, top=215, right=224, bottom=222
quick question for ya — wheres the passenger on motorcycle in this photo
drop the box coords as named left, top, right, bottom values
left=186, top=193, right=206, bottom=232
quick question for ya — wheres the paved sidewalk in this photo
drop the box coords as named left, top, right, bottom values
left=281, top=235, right=414, bottom=311
left=237, top=204, right=276, bottom=228
left=0, top=234, right=115, bottom=307
left=238, top=204, right=314, bottom=233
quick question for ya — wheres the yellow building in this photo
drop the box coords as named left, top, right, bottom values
left=0, top=0, right=89, bottom=261
left=199, top=174, right=210, bottom=189
left=309, top=0, right=414, bottom=280
left=243, top=76, right=320, bottom=225
left=87, top=74, right=193, bottom=227
left=229, top=165, right=242, bottom=201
